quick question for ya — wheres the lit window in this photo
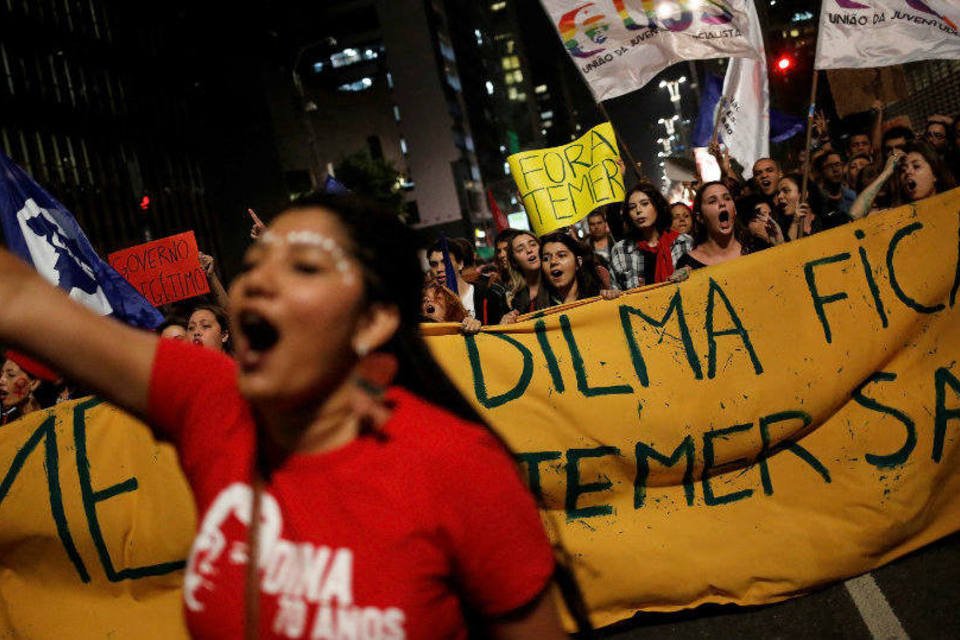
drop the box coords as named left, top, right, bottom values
left=485, top=80, right=494, bottom=95
left=491, top=1, right=506, bottom=11
left=313, top=61, right=325, bottom=73
left=503, top=161, right=510, bottom=174
left=393, top=105, right=401, bottom=122
left=475, top=29, right=483, bottom=46
left=512, top=70, right=523, bottom=82
left=540, top=111, right=553, bottom=120
left=543, top=120, right=553, bottom=128
left=386, top=72, right=394, bottom=89
left=400, top=138, right=408, bottom=155
left=331, top=48, right=361, bottom=68
left=534, top=84, right=547, bottom=94
left=337, top=77, right=373, bottom=92
left=789, top=29, right=799, bottom=37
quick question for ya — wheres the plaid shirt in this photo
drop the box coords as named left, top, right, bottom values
left=609, top=234, right=693, bottom=290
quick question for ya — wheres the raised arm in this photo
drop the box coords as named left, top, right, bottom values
left=850, top=151, right=902, bottom=220
left=0, top=248, right=157, bottom=417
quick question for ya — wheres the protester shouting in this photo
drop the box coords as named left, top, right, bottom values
left=737, top=195, right=784, bottom=254
left=751, top=157, right=782, bottom=200
left=502, top=231, right=549, bottom=321
left=610, top=183, right=692, bottom=289
left=0, top=192, right=573, bottom=639
left=539, top=232, right=616, bottom=307
left=187, top=304, right=232, bottom=353
left=676, top=181, right=743, bottom=272
left=0, top=351, right=57, bottom=425
left=775, top=174, right=826, bottom=240
left=420, top=283, right=482, bottom=334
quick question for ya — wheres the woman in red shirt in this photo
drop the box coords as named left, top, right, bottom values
left=0, top=193, right=569, bottom=639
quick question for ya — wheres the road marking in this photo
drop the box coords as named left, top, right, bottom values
left=844, top=574, right=910, bottom=640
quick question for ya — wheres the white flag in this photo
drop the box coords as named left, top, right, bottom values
left=541, top=0, right=765, bottom=101
left=718, top=56, right=770, bottom=175
left=815, top=0, right=960, bottom=69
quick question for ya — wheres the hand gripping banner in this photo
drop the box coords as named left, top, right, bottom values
left=424, top=188, right=960, bottom=629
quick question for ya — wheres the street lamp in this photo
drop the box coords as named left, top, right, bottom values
left=658, top=75, right=686, bottom=103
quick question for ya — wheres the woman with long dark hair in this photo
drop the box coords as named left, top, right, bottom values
left=0, top=193, right=575, bottom=638
left=676, top=181, right=744, bottom=271
left=539, top=232, right=604, bottom=306
left=609, top=183, right=692, bottom=290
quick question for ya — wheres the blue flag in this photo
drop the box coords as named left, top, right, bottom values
left=0, top=152, right=163, bottom=329
left=323, top=174, right=351, bottom=195
left=693, top=71, right=805, bottom=148
left=692, top=73, right=724, bottom=149
left=438, top=234, right=458, bottom=294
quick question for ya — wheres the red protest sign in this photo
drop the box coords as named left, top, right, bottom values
left=108, top=231, right=210, bottom=306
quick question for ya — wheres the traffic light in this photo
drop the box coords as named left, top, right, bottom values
left=775, top=54, right=795, bottom=74
left=139, top=195, right=151, bottom=211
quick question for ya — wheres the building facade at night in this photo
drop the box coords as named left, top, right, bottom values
left=0, top=0, right=288, bottom=277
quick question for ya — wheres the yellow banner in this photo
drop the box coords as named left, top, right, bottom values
left=507, top=122, right=624, bottom=236
left=424, top=190, right=960, bottom=629
left=0, top=398, right=194, bottom=639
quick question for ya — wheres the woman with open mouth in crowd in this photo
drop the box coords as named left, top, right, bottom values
left=610, top=183, right=693, bottom=290
left=676, top=181, right=743, bottom=272
left=737, top=194, right=785, bottom=255
left=187, top=304, right=232, bottom=353
left=0, top=352, right=47, bottom=425
left=0, top=193, right=575, bottom=638
left=850, top=141, right=956, bottom=220
left=538, top=232, right=606, bottom=307
left=774, top=173, right=826, bottom=241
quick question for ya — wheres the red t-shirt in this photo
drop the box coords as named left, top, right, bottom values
left=148, top=339, right=554, bottom=639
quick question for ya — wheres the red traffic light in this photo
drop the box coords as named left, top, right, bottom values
left=139, top=195, right=151, bottom=211
left=775, top=54, right=795, bottom=73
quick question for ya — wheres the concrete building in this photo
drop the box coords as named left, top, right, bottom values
left=267, top=0, right=487, bottom=238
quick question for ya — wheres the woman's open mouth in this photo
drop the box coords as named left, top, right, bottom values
left=550, top=269, right=564, bottom=279
left=719, top=211, right=730, bottom=223
left=238, top=311, right=280, bottom=364
left=905, top=178, right=917, bottom=193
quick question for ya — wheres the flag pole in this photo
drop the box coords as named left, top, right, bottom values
left=798, top=69, right=820, bottom=239
left=598, top=101, right=645, bottom=182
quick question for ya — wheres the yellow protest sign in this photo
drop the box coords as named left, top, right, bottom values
left=424, top=189, right=960, bottom=629
left=507, top=122, right=624, bottom=236
left=0, top=398, right=194, bottom=639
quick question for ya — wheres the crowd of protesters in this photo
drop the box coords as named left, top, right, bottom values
left=0, top=102, right=957, bottom=639
left=419, top=107, right=959, bottom=328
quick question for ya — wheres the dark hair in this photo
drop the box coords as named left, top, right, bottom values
left=188, top=304, right=233, bottom=353
left=691, top=181, right=735, bottom=246
left=621, top=183, right=672, bottom=237
left=586, top=209, right=606, bottom=221
left=282, top=192, right=594, bottom=633
left=814, top=150, right=845, bottom=173
left=735, top=194, right=773, bottom=223
left=778, top=173, right=827, bottom=221
left=428, top=237, right=468, bottom=266
left=900, top=139, right=956, bottom=198
left=494, top=228, right=519, bottom=247
left=538, top=232, right=602, bottom=302
left=882, top=126, right=915, bottom=147
left=156, top=314, right=187, bottom=336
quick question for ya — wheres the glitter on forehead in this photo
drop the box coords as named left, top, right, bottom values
left=258, top=230, right=355, bottom=282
